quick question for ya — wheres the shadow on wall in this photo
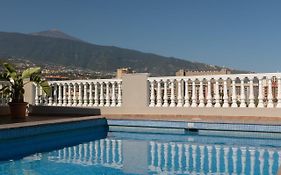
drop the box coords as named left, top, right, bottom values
left=28, top=105, right=101, bottom=116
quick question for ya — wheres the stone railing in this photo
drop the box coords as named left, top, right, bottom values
left=0, top=81, right=10, bottom=106
left=148, top=73, right=281, bottom=108
left=149, top=141, right=281, bottom=174
left=34, top=79, right=122, bottom=107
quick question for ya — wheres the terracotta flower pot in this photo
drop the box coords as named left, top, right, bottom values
left=8, top=102, right=28, bottom=119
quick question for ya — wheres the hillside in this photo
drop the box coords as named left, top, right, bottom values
left=0, top=30, right=232, bottom=76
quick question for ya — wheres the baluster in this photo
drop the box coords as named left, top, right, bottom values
left=198, top=79, right=205, bottom=107
left=78, top=83, right=83, bottom=106
left=67, top=83, right=72, bottom=106
left=48, top=84, right=53, bottom=106
left=93, top=82, right=99, bottom=106
left=58, top=83, right=62, bottom=106
left=177, top=79, right=183, bottom=107
left=105, top=82, right=110, bottom=107
left=53, top=83, right=58, bottom=106
left=257, top=77, right=264, bottom=108
left=206, top=79, right=213, bottom=107
left=259, top=149, right=265, bottom=175
left=267, top=77, right=274, bottom=108
left=63, top=83, right=67, bottom=106
left=183, top=80, right=190, bottom=107
left=214, top=79, right=221, bottom=107
left=99, top=82, right=104, bottom=106
left=249, top=148, right=255, bottom=175
left=240, top=78, right=246, bottom=107
left=191, top=80, right=197, bottom=107
left=83, top=82, right=88, bottom=106
left=277, top=77, right=281, bottom=108
left=156, top=80, right=162, bottom=107
left=215, top=146, right=221, bottom=173
left=184, top=145, right=190, bottom=172
left=111, top=81, right=116, bottom=107
left=222, top=79, right=229, bottom=107
left=232, top=147, right=238, bottom=174
left=73, top=83, right=77, bottom=106
left=231, top=79, right=238, bottom=107
left=206, top=146, right=212, bottom=173
left=35, top=84, right=39, bottom=105
left=163, top=80, right=168, bottom=107
left=170, top=79, right=176, bottom=107
left=241, top=147, right=247, bottom=174
left=248, top=77, right=255, bottom=108
left=149, top=80, right=155, bottom=107
left=223, top=147, right=229, bottom=173
left=117, top=81, right=122, bottom=107
left=89, top=82, right=93, bottom=106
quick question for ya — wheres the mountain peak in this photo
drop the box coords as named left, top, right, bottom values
left=30, top=29, right=82, bottom=42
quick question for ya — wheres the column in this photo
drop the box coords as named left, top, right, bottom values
left=170, top=79, right=176, bottom=107
left=83, top=82, right=88, bottom=106
left=73, top=83, right=77, bottom=106
left=149, top=80, right=155, bottom=107
left=231, top=79, right=238, bottom=107
left=276, top=77, right=281, bottom=108
left=214, top=79, right=221, bottom=107
left=163, top=80, right=169, bottom=107
left=206, top=79, right=213, bottom=107
left=257, top=77, right=264, bottom=108
left=111, top=81, right=116, bottom=107
left=248, top=78, right=255, bottom=108
left=78, top=83, right=83, bottom=106
left=184, top=80, right=190, bottom=107
left=198, top=79, right=205, bottom=107
left=63, top=83, right=67, bottom=106
left=222, top=79, right=229, bottom=108
left=99, top=82, right=104, bottom=106
left=191, top=80, right=197, bottom=107
left=105, top=82, right=110, bottom=107
left=240, top=78, right=246, bottom=107
left=156, top=80, right=162, bottom=107
left=177, top=79, right=183, bottom=107
left=89, top=82, right=93, bottom=106
left=267, top=77, right=274, bottom=108
left=117, top=81, right=122, bottom=107
left=67, top=83, right=72, bottom=106
left=93, top=82, right=99, bottom=106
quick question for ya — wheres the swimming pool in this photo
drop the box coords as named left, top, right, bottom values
left=0, top=122, right=281, bottom=174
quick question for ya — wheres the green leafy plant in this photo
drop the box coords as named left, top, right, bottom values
left=0, top=62, right=51, bottom=103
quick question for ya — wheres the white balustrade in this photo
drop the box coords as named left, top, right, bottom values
left=148, top=73, right=281, bottom=108
left=34, top=79, right=122, bottom=107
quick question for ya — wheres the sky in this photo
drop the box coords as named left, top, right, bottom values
left=0, top=0, right=281, bottom=72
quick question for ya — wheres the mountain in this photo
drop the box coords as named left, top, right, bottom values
left=0, top=31, right=240, bottom=76
left=30, top=29, right=83, bottom=42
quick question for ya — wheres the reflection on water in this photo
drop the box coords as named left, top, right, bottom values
left=1, top=132, right=281, bottom=175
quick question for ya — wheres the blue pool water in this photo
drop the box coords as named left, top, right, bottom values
left=0, top=126, right=281, bottom=174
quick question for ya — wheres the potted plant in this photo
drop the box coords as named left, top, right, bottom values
left=0, top=62, right=51, bottom=119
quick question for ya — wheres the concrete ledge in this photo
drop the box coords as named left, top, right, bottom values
left=29, top=105, right=101, bottom=116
